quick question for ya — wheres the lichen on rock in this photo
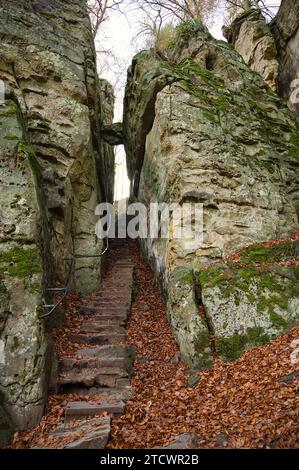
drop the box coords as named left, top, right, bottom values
left=123, top=20, right=299, bottom=368
left=0, top=0, right=115, bottom=440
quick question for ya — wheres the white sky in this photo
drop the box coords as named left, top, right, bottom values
left=94, top=2, right=279, bottom=200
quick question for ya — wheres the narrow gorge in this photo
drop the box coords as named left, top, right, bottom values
left=0, top=0, right=298, bottom=451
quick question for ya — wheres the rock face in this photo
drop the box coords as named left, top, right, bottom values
left=224, top=3, right=299, bottom=118
left=270, top=0, right=299, bottom=118
left=123, top=22, right=299, bottom=366
left=0, top=0, right=114, bottom=293
left=223, top=9, right=279, bottom=91
left=98, top=78, right=116, bottom=203
left=0, top=93, right=51, bottom=440
left=0, top=0, right=114, bottom=439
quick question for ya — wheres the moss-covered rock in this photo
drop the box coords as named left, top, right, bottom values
left=0, top=93, right=48, bottom=436
left=167, top=266, right=213, bottom=368
left=124, top=23, right=299, bottom=367
left=199, top=240, right=299, bottom=361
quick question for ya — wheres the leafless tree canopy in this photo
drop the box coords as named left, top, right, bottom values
left=87, top=0, right=124, bottom=37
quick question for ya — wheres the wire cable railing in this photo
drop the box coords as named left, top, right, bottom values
left=40, top=221, right=111, bottom=320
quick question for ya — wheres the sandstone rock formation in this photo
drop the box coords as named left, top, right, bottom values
left=224, top=2, right=299, bottom=118
left=270, top=0, right=299, bottom=118
left=0, top=91, right=51, bottom=440
left=123, top=21, right=299, bottom=367
left=0, top=0, right=114, bottom=441
left=223, top=9, right=279, bottom=91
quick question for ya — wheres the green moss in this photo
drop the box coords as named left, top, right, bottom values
left=213, top=39, right=234, bottom=50
left=269, top=310, right=288, bottom=327
left=39, top=11, right=56, bottom=19
left=198, top=266, right=226, bottom=288
left=199, top=256, right=299, bottom=336
left=193, top=331, right=213, bottom=368
left=290, top=132, right=299, bottom=148
left=217, top=326, right=270, bottom=361
left=171, top=266, right=194, bottom=286
left=3, top=135, right=19, bottom=141
left=17, top=141, right=35, bottom=159
left=0, top=100, right=18, bottom=117
left=199, top=265, right=258, bottom=301
left=174, top=20, right=201, bottom=42
left=0, top=246, right=41, bottom=278
left=240, top=240, right=299, bottom=264
left=27, top=282, right=41, bottom=294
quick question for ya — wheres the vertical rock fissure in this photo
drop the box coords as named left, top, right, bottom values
left=193, top=275, right=217, bottom=358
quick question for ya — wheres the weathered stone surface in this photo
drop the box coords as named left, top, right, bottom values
left=98, top=78, right=115, bottom=203
left=58, top=344, right=135, bottom=389
left=0, top=0, right=115, bottom=437
left=63, top=417, right=111, bottom=449
left=270, top=0, right=299, bottom=118
left=0, top=94, right=50, bottom=432
left=223, top=9, right=279, bottom=90
left=224, top=3, right=299, bottom=118
left=0, top=0, right=114, bottom=294
left=101, top=122, right=123, bottom=146
left=156, top=432, right=200, bottom=449
left=36, top=416, right=111, bottom=449
left=123, top=22, right=299, bottom=367
left=199, top=240, right=299, bottom=361
left=64, top=400, right=125, bottom=421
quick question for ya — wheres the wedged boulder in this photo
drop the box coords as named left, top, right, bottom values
left=100, top=122, right=123, bottom=145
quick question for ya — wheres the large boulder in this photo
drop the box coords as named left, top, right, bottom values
left=123, top=22, right=299, bottom=366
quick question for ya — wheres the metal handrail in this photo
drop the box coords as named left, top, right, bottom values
left=40, top=238, right=109, bottom=320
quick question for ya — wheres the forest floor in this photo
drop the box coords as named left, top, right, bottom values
left=12, top=240, right=299, bottom=449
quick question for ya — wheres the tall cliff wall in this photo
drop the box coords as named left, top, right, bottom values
left=123, top=22, right=299, bottom=367
left=0, top=0, right=114, bottom=440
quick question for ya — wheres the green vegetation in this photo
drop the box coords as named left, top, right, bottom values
left=216, top=326, right=270, bottom=361
left=0, top=246, right=41, bottom=278
left=3, top=135, right=19, bottom=141
left=198, top=240, right=299, bottom=334
left=0, top=100, right=18, bottom=117
left=153, top=24, right=176, bottom=52
left=240, top=240, right=299, bottom=264
left=172, top=266, right=194, bottom=286
left=175, top=20, right=201, bottom=42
